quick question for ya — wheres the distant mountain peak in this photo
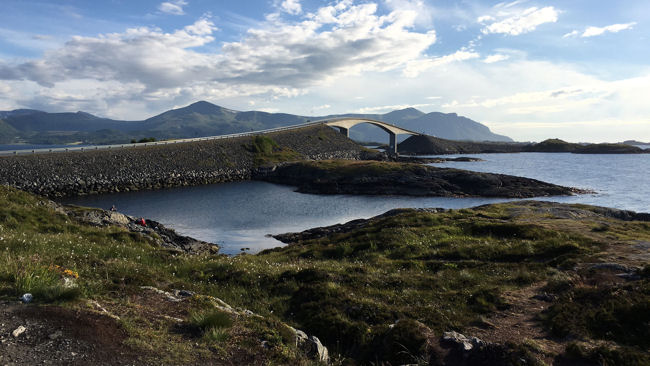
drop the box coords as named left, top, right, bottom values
left=179, top=100, right=237, bottom=115
left=188, top=100, right=215, bottom=108
left=382, top=107, right=425, bottom=121
left=397, top=107, right=422, bottom=112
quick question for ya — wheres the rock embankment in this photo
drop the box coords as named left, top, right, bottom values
left=259, top=160, right=585, bottom=198
left=0, top=125, right=366, bottom=197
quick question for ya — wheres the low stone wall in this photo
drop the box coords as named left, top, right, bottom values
left=0, top=125, right=366, bottom=197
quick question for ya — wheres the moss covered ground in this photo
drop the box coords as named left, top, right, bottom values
left=0, top=186, right=648, bottom=365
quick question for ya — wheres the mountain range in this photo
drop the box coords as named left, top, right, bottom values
left=0, top=101, right=512, bottom=145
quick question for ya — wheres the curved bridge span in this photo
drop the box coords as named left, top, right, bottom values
left=323, top=117, right=420, bottom=154
left=0, top=117, right=420, bottom=156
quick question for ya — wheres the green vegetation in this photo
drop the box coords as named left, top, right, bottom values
left=526, top=138, right=579, bottom=152
left=524, top=139, right=644, bottom=154
left=563, top=342, right=650, bottom=366
left=189, top=309, right=233, bottom=342
left=543, top=273, right=649, bottom=361
left=1, top=186, right=648, bottom=364
left=249, top=135, right=302, bottom=165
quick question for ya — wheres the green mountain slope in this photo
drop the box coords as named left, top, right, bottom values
left=0, top=101, right=512, bottom=144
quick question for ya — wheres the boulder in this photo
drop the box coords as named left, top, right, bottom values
left=291, top=327, right=330, bottom=364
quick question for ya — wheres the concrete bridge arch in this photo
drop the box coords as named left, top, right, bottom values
left=323, top=118, right=420, bottom=155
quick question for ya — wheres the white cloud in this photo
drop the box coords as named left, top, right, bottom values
left=384, top=0, right=434, bottom=27
left=313, top=104, right=331, bottom=110
left=158, top=0, right=188, bottom=15
left=403, top=50, right=479, bottom=77
left=356, top=103, right=436, bottom=113
left=280, top=0, right=302, bottom=15
left=483, top=54, right=510, bottom=63
left=0, top=3, right=439, bottom=118
left=563, top=22, right=637, bottom=38
left=581, top=22, right=636, bottom=37
left=479, top=6, right=558, bottom=36
left=562, top=22, right=636, bottom=38
left=562, top=30, right=579, bottom=38
left=496, top=0, right=530, bottom=9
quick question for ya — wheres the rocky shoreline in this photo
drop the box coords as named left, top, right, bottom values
left=0, top=125, right=368, bottom=197
left=259, top=160, right=586, bottom=198
left=38, top=198, right=219, bottom=254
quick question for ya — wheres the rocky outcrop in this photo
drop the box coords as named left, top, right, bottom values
left=399, top=135, right=648, bottom=155
left=260, top=160, right=585, bottom=198
left=398, top=135, right=525, bottom=155
left=0, top=125, right=366, bottom=197
left=63, top=204, right=217, bottom=254
left=273, top=208, right=446, bottom=244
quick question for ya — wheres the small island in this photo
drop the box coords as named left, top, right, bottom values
left=258, top=160, right=586, bottom=197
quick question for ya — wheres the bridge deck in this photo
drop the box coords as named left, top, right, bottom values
left=0, top=118, right=417, bottom=156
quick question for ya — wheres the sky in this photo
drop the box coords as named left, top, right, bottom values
left=1, top=0, right=649, bottom=142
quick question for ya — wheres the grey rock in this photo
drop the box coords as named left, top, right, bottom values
left=20, top=293, right=33, bottom=303
left=174, top=289, right=195, bottom=297
left=309, top=336, right=329, bottom=363
left=12, top=326, right=26, bottom=338
left=442, top=331, right=477, bottom=351
left=291, top=327, right=329, bottom=364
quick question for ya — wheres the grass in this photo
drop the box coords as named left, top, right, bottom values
left=249, top=135, right=302, bottom=165
left=189, top=309, right=233, bottom=342
left=1, top=185, right=649, bottom=364
left=543, top=278, right=650, bottom=349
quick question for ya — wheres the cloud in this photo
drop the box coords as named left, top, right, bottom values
left=404, top=50, right=479, bottom=77
left=158, top=0, right=188, bottom=15
left=496, top=0, right=530, bottom=9
left=356, top=103, right=435, bottom=113
left=479, top=6, right=558, bottom=36
left=564, top=22, right=637, bottom=38
left=483, top=54, right=510, bottom=63
left=0, top=2, right=439, bottom=118
left=384, top=0, right=434, bottom=27
left=280, top=0, right=302, bottom=15
left=562, top=30, right=579, bottom=38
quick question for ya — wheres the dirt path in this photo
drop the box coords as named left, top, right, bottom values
left=0, top=301, right=141, bottom=365
left=464, top=282, right=565, bottom=364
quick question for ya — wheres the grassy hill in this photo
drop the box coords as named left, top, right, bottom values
left=1, top=185, right=648, bottom=364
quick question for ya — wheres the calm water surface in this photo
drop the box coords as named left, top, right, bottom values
left=62, top=153, right=649, bottom=254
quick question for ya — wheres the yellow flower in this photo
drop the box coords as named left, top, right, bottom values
left=63, top=269, right=80, bottom=279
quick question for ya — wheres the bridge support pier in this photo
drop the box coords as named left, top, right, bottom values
left=389, top=133, right=397, bottom=156
left=338, top=127, right=349, bottom=137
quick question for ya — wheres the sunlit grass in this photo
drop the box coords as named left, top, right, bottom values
left=1, top=185, right=648, bottom=364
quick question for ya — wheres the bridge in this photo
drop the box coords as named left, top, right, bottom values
left=0, top=117, right=420, bottom=156
left=323, top=118, right=420, bottom=155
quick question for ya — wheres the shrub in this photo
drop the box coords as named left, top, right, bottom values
left=188, top=309, right=233, bottom=342
left=251, top=135, right=278, bottom=155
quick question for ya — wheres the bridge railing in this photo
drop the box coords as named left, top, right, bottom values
left=0, top=116, right=416, bottom=156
